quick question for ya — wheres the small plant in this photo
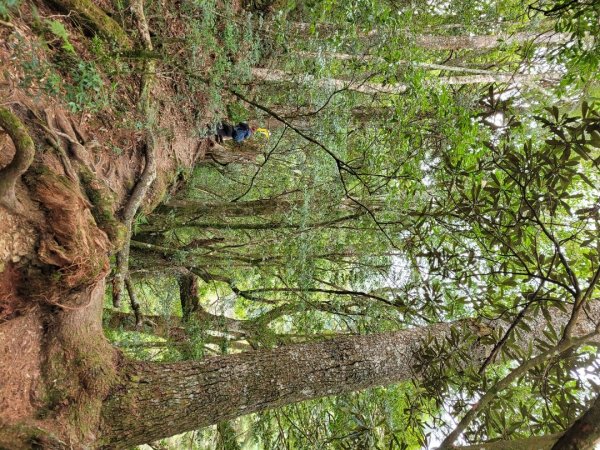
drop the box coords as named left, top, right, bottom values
left=66, top=61, right=106, bottom=112
left=46, top=19, right=75, bottom=54
left=16, top=33, right=110, bottom=113
left=109, top=144, right=123, bottom=155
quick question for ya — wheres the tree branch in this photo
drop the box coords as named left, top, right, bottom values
left=438, top=330, right=599, bottom=449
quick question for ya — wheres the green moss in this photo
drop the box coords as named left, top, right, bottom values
left=79, top=166, right=127, bottom=249
left=0, top=107, right=35, bottom=204
left=48, top=0, right=132, bottom=49
left=0, top=423, right=67, bottom=450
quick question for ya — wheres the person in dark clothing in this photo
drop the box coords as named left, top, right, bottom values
left=215, top=122, right=255, bottom=143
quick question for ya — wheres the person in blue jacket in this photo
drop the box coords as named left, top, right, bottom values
left=215, top=122, right=255, bottom=144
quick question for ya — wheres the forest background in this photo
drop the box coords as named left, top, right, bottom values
left=0, top=0, right=599, bottom=449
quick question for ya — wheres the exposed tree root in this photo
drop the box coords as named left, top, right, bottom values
left=46, top=0, right=132, bottom=49
left=31, top=171, right=110, bottom=306
left=112, top=0, right=157, bottom=307
left=0, top=107, right=35, bottom=209
left=38, top=108, right=126, bottom=246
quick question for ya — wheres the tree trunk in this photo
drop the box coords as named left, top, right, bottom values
left=146, top=198, right=303, bottom=232
left=202, top=140, right=262, bottom=165
left=285, top=23, right=571, bottom=50
left=98, top=302, right=600, bottom=448
left=295, top=51, right=503, bottom=75
left=47, top=0, right=132, bottom=48
left=99, top=322, right=454, bottom=448
left=412, top=31, right=572, bottom=50
left=157, top=198, right=302, bottom=218
left=251, top=68, right=558, bottom=95
left=179, top=273, right=199, bottom=319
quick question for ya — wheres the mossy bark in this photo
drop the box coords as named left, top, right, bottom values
left=0, top=107, right=35, bottom=208
left=47, top=0, right=132, bottom=49
left=97, top=299, right=600, bottom=447
left=112, top=0, right=156, bottom=307
left=79, top=166, right=127, bottom=247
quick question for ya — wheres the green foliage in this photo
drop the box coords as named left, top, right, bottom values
left=94, top=0, right=600, bottom=447
left=65, top=61, right=107, bottom=112
left=15, top=30, right=112, bottom=113
left=171, top=0, right=263, bottom=123
left=46, top=19, right=75, bottom=54
left=0, top=0, right=19, bottom=17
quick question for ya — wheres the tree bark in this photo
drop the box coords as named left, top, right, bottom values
left=99, top=322, right=453, bottom=448
left=412, top=31, right=572, bottom=51
left=285, top=23, right=571, bottom=50
left=98, top=302, right=600, bottom=448
left=179, top=272, right=199, bottom=320
left=46, top=0, right=132, bottom=48
left=456, top=433, right=563, bottom=450
left=157, top=198, right=302, bottom=218
left=295, top=51, right=504, bottom=75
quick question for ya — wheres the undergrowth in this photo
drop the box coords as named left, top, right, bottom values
left=178, top=0, right=263, bottom=129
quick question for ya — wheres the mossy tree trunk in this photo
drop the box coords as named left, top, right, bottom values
left=46, top=0, right=132, bottom=48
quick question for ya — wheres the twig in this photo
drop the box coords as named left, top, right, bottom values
left=479, top=252, right=558, bottom=373
left=0, top=19, right=15, bottom=28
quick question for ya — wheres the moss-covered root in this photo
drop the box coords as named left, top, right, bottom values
left=112, top=0, right=156, bottom=308
left=47, top=0, right=132, bottom=49
left=78, top=166, right=127, bottom=248
left=0, top=107, right=35, bottom=209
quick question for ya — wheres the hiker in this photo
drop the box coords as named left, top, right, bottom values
left=215, top=122, right=255, bottom=144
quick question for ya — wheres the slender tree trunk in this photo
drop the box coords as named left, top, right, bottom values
left=295, top=51, right=502, bottom=74
left=252, top=67, right=409, bottom=94
left=412, top=31, right=572, bottom=50
left=285, top=23, right=571, bottom=50
left=105, top=302, right=298, bottom=341
left=251, top=68, right=558, bottom=95
left=157, top=198, right=302, bottom=218
left=179, top=273, right=199, bottom=319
